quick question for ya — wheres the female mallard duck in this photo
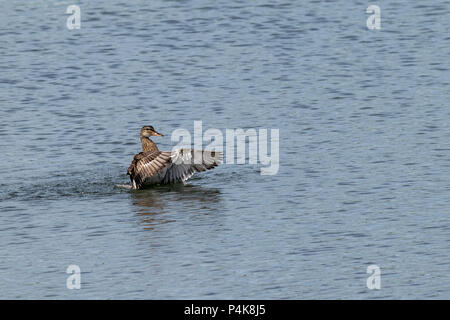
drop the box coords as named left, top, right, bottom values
left=127, top=126, right=222, bottom=189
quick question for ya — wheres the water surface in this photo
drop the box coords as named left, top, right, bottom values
left=1, top=0, right=450, bottom=299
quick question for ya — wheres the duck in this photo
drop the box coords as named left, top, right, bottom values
left=127, top=125, right=222, bottom=189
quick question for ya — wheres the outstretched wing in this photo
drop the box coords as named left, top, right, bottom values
left=162, top=149, right=222, bottom=184
left=127, top=151, right=172, bottom=189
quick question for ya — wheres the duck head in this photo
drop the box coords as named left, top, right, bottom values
left=140, top=125, right=163, bottom=137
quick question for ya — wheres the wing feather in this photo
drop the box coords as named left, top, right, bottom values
left=127, top=151, right=172, bottom=189
left=162, top=149, right=222, bottom=184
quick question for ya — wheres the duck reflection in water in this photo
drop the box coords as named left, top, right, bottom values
left=130, top=184, right=221, bottom=230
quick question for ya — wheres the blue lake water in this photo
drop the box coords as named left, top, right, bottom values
left=0, top=0, right=449, bottom=299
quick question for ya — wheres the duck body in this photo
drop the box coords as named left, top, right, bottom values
left=127, top=126, right=221, bottom=189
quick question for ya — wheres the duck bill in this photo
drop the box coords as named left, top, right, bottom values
left=153, top=131, right=163, bottom=136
